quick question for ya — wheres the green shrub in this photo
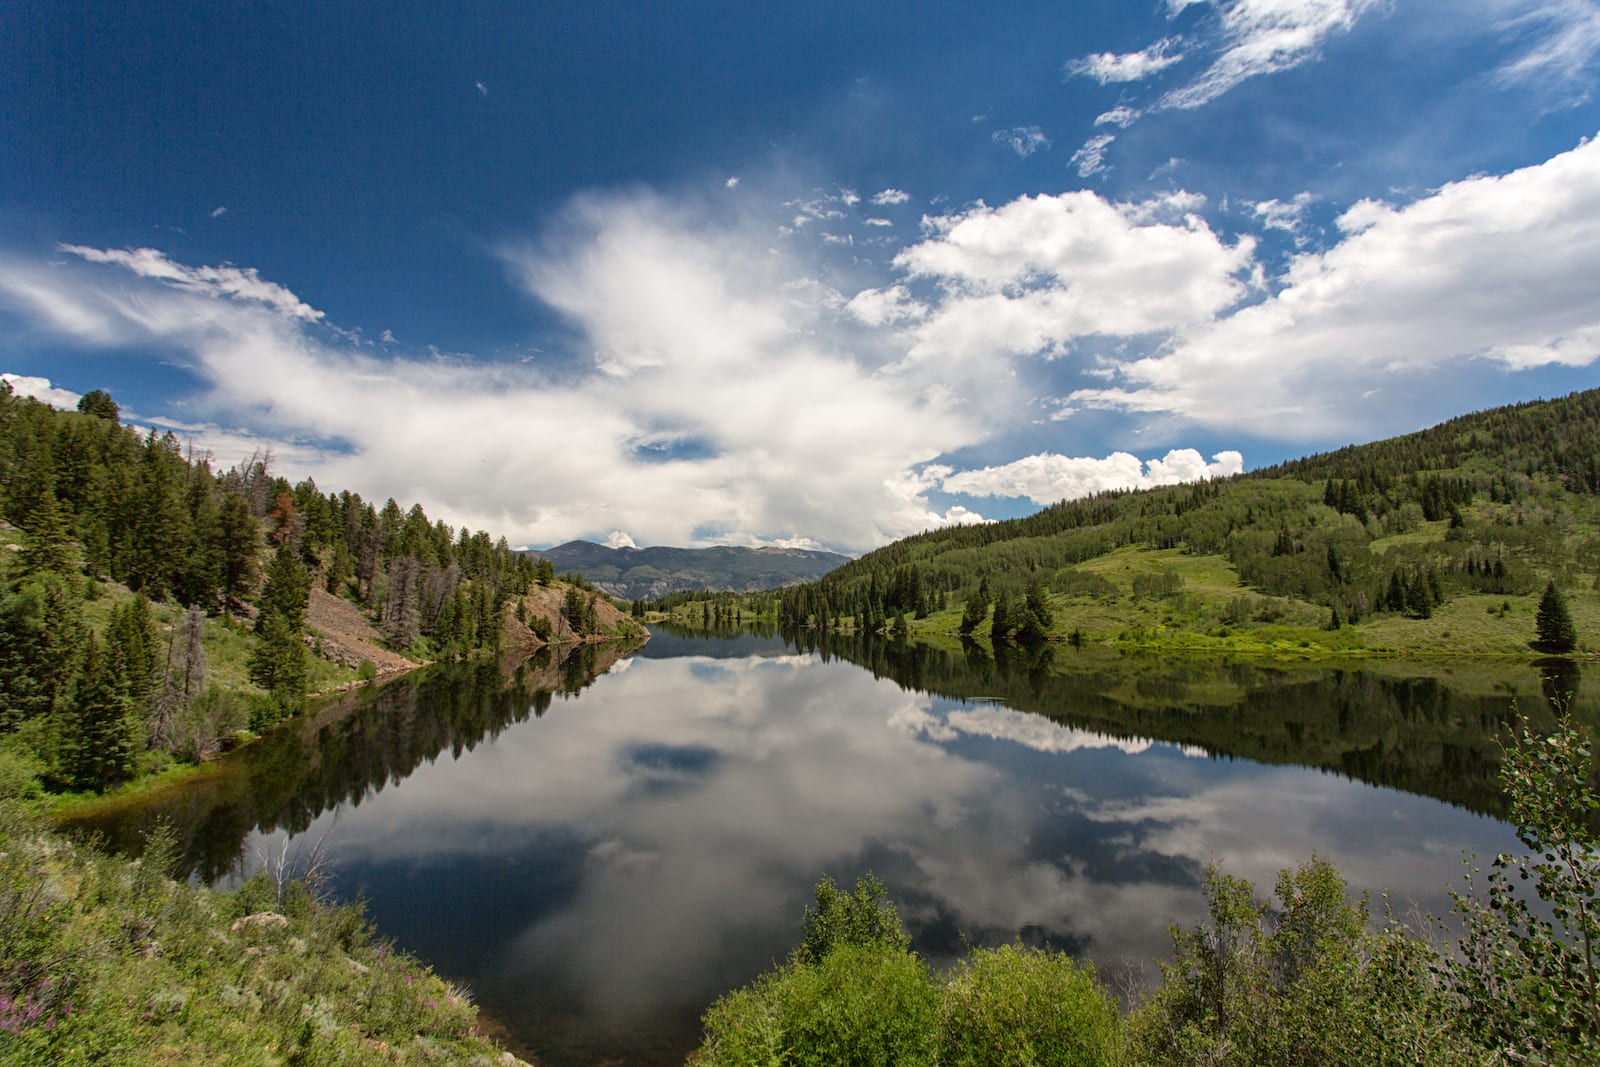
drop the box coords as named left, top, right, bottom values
left=1449, top=714, right=1599, bottom=1063
left=798, top=873, right=909, bottom=963
left=777, top=943, right=940, bottom=1067
left=1126, top=856, right=1468, bottom=1067
left=0, top=746, right=43, bottom=801
left=698, top=942, right=940, bottom=1067
left=939, top=943, right=1120, bottom=1067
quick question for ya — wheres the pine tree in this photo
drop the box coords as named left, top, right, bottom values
left=565, top=586, right=590, bottom=636
left=0, top=572, right=87, bottom=729
left=215, top=493, right=259, bottom=618
left=990, top=592, right=1013, bottom=642
left=18, top=488, right=78, bottom=576
left=249, top=545, right=310, bottom=719
left=1534, top=580, right=1578, bottom=653
left=76, top=389, right=119, bottom=421
left=59, top=635, right=140, bottom=793
left=1024, top=580, right=1053, bottom=630
left=248, top=610, right=307, bottom=718
left=258, top=545, right=310, bottom=633
left=106, top=594, right=161, bottom=717
left=959, top=579, right=991, bottom=638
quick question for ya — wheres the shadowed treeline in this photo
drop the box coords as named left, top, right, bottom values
left=60, top=641, right=635, bottom=879
left=789, top=627, right=1596, bottom=819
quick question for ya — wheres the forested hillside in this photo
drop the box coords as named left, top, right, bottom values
left=0, top=383, right=635, bottom=799
left=773, top=390, right=1600, bottom=653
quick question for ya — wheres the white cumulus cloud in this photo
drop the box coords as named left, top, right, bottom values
left=0, top=193, right=1005, bottom=553
left=943, top=448, right=1243, bottom=505
left=883, top=189, right=1255, bottom=371
left=870, top=188, right=911, bottom=206
left=1, top=373, right=82, bottom=410
left=1071, top=134, right=1600, bottom=436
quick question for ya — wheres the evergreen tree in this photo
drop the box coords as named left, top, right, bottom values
left=959, top=578, right=992, bottom=638
left=18, top=488, right=78, bottom=577
left=958, top=595, right=988, bottom=638
left=248, top=610, right=307, bottom=719
left=257, top=545, right=310, bottom=634
left=1534, top=581, right=1578, bottom=653
left=249, top=545, right=310, bottom=719
left=990, top=593, right=1013, bottom=642
left=1024, top=580, right=1053, bottom=630
left=215, top=493, right=259, bottom=617
left=564, top=586, right=590, bottom=636
left=106, top=594, right=161, bottom=718
left=59, top=635, right=140, bottom=793
left=75, top=388, right=120, bottom=421
left=0, top=572, right=88, bottom=729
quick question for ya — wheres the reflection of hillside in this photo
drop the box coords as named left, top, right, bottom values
left=795, top=629, right=1597, bottom=818
left=62, top=641, right=638, bottom=879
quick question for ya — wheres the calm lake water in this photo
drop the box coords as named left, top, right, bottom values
left=70, top=628, right=1592, bottom=1066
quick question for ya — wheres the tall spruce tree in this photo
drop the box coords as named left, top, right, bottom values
left=249, top=545, right=310, bottom=719
left=59, top=635, right=140, bottom=793
left=1534, top=581, right=1578, bottom=653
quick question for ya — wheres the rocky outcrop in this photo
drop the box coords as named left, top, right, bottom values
left=305, top=586, right=420, bottom=675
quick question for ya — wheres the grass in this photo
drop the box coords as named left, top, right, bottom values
left=673, top=547, right=1591, bottom=662
left=0, top=803, right=519, bottom=1066
left=902, top=540, right=1597, bottom=660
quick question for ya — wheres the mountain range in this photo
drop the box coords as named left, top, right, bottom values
left=528, top=541, right=851, bottom=600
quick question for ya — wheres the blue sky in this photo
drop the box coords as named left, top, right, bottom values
left=3, top=0, right=1598, bottom=553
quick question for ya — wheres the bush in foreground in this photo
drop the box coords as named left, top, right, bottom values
left=695, top=876, right=1120, bottom=1067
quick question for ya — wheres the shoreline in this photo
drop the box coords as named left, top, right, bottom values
left=42, top=629, right=645, bottom=823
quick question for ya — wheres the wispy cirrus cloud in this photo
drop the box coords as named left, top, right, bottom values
left=991, top=125, right=1052, bottom=157
left=1070, top=134, right=1117, bottom=177
left=1066, top=38, right=1185, bottom=84
left=1157, top=0, right=1384, bottom=111
left=1492, top=0, right=1600, bottom=103
left=1094, top=105, right=1142, bottom=128
left=57, top=244, right=325, bottom=321
left=1248, top=191, right=1317, bottom=244
left=1063, top=0, right=1385, bottom=174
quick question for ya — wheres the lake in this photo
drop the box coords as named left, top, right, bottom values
left=68, top=628, right=1592, bottom=1066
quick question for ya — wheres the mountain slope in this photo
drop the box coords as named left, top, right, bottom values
left=529, top=541, right=851, bottom=600
left=774, top=389, right=1600, bottom=654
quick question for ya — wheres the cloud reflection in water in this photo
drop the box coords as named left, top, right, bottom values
left=267, top=651, right=1519, bottom=1066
